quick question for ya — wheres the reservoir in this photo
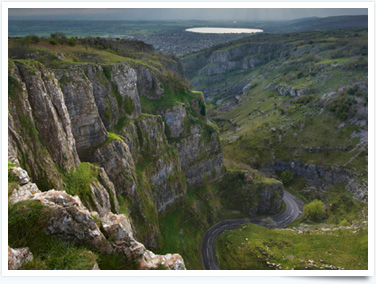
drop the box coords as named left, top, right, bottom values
left=185, top=27, right=264, bottom=34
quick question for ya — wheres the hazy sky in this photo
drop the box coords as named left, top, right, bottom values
left=8, top=8, right=367, bottom=21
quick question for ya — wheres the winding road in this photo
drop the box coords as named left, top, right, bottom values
left=200, top=190, right=304, bottom=270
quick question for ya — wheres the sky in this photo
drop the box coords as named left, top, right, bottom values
left=8, top=8, right=367, bottom=21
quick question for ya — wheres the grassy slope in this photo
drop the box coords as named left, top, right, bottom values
left=216, top=223, right=368, bottom=270
left=185, top=29, right=368, bottom=270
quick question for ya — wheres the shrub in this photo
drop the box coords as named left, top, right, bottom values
left=63, top=163, right=98, bottom=206
left=339, top=219, right=351, bottom=226
left=67, top=38, right=77, bottom=46
left=303, top=200, right=327, bottom=222
left=48, top=39, right=58, bottom=45
left=280, top=170, right=293, bottom=185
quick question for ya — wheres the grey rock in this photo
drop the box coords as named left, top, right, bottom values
left=55, top=69, right=108, bottom=158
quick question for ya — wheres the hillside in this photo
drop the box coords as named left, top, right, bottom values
left=8, top=15, right=367, bottom=55
left=181, top=28, right=368, bottom=269
left=182, top=29, right=368, bottom=207
left=7, top=36, right=283, bottom=270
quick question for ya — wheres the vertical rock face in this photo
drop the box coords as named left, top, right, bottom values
left=55, top=69, right=108, bottom=159
left=162, top=104, right=187, bottom=138
left=15, top=61, right=80, bottom=171
left=92, top=140, right=137, bottom=197
left=8, top=60, right=80, bottom=190
left=158, top=95, right=224, bottom=188
left=118, top=114, right=186, bottom=212
left=111, top=63, right=142, bottom=119
left=84, top=63, right=141, bottom=129
left=172, top=124, right=224, bottom=189
left=135, top=66, right=164, bottom=100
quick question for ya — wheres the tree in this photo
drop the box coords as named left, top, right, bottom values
left=303, top=200, right=326, bottom=222
left=280, top=170, right=293, bottom=185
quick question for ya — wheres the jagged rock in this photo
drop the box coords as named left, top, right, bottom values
left=55, top=69, right=108, bottom=159
left=135, top=65, right=164, bottom=100
left=101, top=212, right=185, bottom=270
left=84, top=63, right=141, bottom=129
left=14, top=61, right=80, bottom=172
left=276, top=84, right=306, bottom=97
left=258, top=181, right=284, bottom=214
left=261, top=160, right=367, bottom=201
left=96, top=168, right=121, bottom=214
left=9, top=167, right=185, bottom=270
left=172, top=125, right=224, bottom=188
left=92, top=140, right=136, bottom=197
left=118, top=114, right=186, bottom=212
left=32, top=190, right=113, bottom=254
left=9, top=181, right=41, bottom=203
left=162, top=104, right=187, bottom=138
left=9, top=61, right=79, bottom=190
left=10, top=167, right=30, bottom=185
left=8, top=247, right=33, bottom=270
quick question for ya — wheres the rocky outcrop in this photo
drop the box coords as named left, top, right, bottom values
left=172, top=124, right=224, bottom=188
left=118, top=114, right=186, bottom=212
left=8, top=247, right=33, bottom=270
left=190, top=43, right=281, bottom=77
left=162, top=104, right=187, bottom=138
left=92, top=139, right=136, bottom=197
left=101, top=212, right=185, bottom=270
left=219, top=171, right=283, bottom=216
left=261, top=160, right=367, bottom=201
left=83, top=63, right=141, bottom=129
left=135, top=65, right=164, bottom=100
left=257, top=181, right=284, bottom=214
left=8, top=60, right=80, bottom=190
left=9, top=166, right=186, bottom=270
left=55, top=69, right=108, bottom=159
left=276, top=84, right=307, bottom=97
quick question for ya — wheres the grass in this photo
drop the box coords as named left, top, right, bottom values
left=63, top=162, right=99, bottom=208
left=8, top=200, right=98, bottom=270
left=216, top=223, right=368, bottom=270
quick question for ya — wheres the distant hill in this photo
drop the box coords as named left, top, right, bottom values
left=8, top=15, right=368, bottom=55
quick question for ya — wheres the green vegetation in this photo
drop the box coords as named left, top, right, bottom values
left=216, top=223, right=368, bottom=270
left=123, top=96, right=135, bottom=115
left=8, top=200, right=98, bottom=270
left=63, top=162, right=99, bottom=207
left=280, top=170, right=293, bottom=186
left=303, top=200, right=327, bottom=222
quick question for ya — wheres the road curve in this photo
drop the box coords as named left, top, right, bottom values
left=200, top=190, right=304, bottom=270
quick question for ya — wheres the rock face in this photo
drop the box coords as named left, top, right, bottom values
left=183, top=43, right=282, bottom=79
left=173, top=125, right=224, bottom=188
left=135, top=65, right=164, bottom=100
left=275, top=84, right=307, bottom=97
left=55, top=69, right=108, bottom=159
left=9, top=166, right=186, bottom=270
left=8, top=247, right=33, bottom=270
left=8, top=60, right=80, bottom=190
left=261, top=160, right=367, bottom=201
left=83, top=63, right=141, bottom=130
left=219, top=171, right=284, bottom=216
left=119, top=114, right=186, bottom=212
left=92, top=140, right=137, bottom=197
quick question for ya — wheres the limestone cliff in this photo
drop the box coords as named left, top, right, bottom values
left=8, top=166, right=185, bottom=270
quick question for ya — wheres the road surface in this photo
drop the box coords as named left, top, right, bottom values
left=200, top=190, right=304, bottom=270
